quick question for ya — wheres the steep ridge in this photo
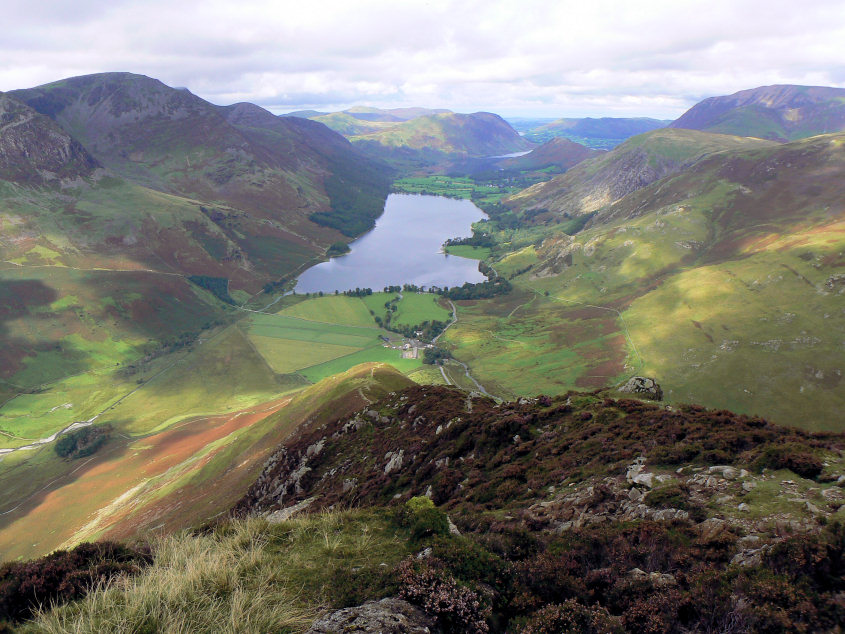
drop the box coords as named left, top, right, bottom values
left=506, top=129, right=774, bottom=222
left=0, top=93, right=99, bottom=185
left=0, top=363, right=412, bottom=561
left=670, top=84, right=845, bottom=141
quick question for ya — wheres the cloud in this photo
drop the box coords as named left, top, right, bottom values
left=1, top=0, right=843, bottom=117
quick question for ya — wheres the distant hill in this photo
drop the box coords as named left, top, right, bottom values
left=351, top=112, right=533, bottom=164
left=280, top=109, right=328, bottom=118
left=507, top=128, right=773, bottom=221
left=300, top=106, right=453, bottom=136
left=523, top=116, right=670, bottom=148
left=496, top=137, right=601, bottom=172
left=670, top=84, right=845, bottom=141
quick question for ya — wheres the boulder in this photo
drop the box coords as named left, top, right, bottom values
left=306, top=598, right=438, bottom=633
left=617, top=376, right=663, bottom=400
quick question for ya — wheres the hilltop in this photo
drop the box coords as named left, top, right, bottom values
left=669, top=84, right=845, bottom=141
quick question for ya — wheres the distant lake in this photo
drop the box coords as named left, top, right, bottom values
left=295, top=194, right=487, bottom=294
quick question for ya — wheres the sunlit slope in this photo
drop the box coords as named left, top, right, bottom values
left=351, top=111, right=533, bottom=158
left=443, top=133, right=845, bottom=428
left=0, top=363, right=412, bottom=561
left=506, top=129, right=775, bottom=222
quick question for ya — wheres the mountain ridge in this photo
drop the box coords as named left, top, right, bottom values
left=670, top=84, right=845, bottom=141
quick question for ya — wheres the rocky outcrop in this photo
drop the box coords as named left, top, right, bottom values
left=306, top=598, right=439, bottom=634
left=618, top=376, right=663, bottom=400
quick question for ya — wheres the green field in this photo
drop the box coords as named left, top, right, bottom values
left=444, top=245, right=491, bottom=260
left=243, top=297, right=428, bottom=384
left=391, top=293, right=451, bottom=327
left=392, top=175, right=524, bottom=207
left=276, top=295, right=375, bottom=327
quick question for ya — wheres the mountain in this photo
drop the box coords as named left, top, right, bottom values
left=507, top=128, right=774, bottom=222
left=669, top=84, right=845, bottom=141
left=11, top=72, right=390, bottom=238
left=523, top=116, right=670, bottom=148
left=496, top=137, right=601, bottom=172
left=351, top=112, right=533, bottom=165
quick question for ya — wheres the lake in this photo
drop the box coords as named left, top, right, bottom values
left=295, top=194, right=487, bottom=294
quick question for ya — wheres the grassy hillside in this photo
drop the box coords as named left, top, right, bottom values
left=0, top=362, right=411, bottom=561
left=351, top=112, right=533, bottom=166
left=506, top=129, right=775, bottom=223
left=670, top=84, right=845, bottom=141
left=439, top=132, right=845, bottom=429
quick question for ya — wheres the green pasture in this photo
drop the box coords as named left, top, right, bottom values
left=391, top=293, right=451, bottom=327
left=244, top=303, right=425, bottom=384
left=445, top=245, right=491, bottom=260
left=277, top=295, right=376, bottom=327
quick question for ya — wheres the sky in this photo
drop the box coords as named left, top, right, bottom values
left=2, top=0, right=844, bottom=119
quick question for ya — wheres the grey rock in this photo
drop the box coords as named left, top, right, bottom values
left=627, top=567, right=677, bottom=588
left=632, top=472, right=655, bottom=488
left=384, top=450, right=405, bottom=475
left=266, top=497, right=315, bottom=524
left=617, top=376, right=663, bottom=400
left=709, top=465, right=739, bottom=480
left=306, top=598, right=438, bottom=633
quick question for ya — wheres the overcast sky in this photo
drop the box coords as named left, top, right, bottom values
left=2, top=0, right=844, bottom=118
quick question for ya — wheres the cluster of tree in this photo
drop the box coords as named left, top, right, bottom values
left=54, top=425, right=113, bottom=460
left=341, top=287, right=373, bottom=297
left=187, top=275, right=235, bottom=305
left=391, top=319, right=449, bottom=342
left=309, top=153, right=393, bottom=237
left=422, top=346, right=451, bottom=365
left=437, top=277, right=512, bottom=300
left=326, top=241, right=350, bottom=257
left=508, top=264, right=534, bottom=279
left=444, top=230, right=495, bottom=249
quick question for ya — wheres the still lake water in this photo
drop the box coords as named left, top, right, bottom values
left=294, top=194, right=487, bottom=294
